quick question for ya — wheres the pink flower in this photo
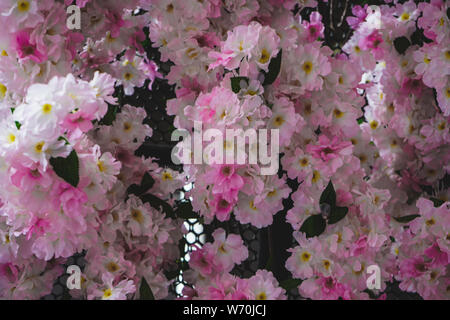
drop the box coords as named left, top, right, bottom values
left=189, top=246, right=221, bottom=277
left=359, top=30, right=384, bottom=60
left=13, top=30, right=47, bottom=63
left=306, top=135, right=353, bottom=173
left=247, top=270, right=286, bottom=300
left=209, top=165, right=244, bottom=201
left=316, top=276, right=351, bottom=300
left=10, top=163, right=52, bottom=191
left=303, top=12, right=324, bottom=42
left=347, top=5, right=368, bottom=29
left=62, top=109, right=95, bottom=133
left=211, top=229, right=248, bottom=272
left=0, top=263, right=19, bottom=283
left=51, top=181, right=88, bottom=218
left=424, top=242, right=448, bottom=266
left=399, top=256, right=430, bottom=278
left=350, top=235, right=368, bottom=257
left=211, top=195, right=234, bottom=222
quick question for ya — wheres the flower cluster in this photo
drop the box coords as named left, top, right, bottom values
left=182, top=228, right=286, bottom=300
left=156, top=0, right=449, bottom=300
left=0, top=0, right=183, bottom=300
left=0, top=0, right=448, bottom=300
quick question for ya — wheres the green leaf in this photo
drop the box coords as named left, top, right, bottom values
left=141, top=172, right=155, bottom=192
left=127, top=172, right=155, bottom=197
left=174, top=201, right=199, bottom=219
left=230, top=76, right=249, bottom=93
left=357, top=116, right=365, bottom=124
left=50, top=150, right=80, bottom=187
left=58, top=136, right=70, bottom=145
left=280, top=279, right=302, bottom=291
left=328, top=206, right=349, bottom=224
left=262, top=49, right=282, bottom=86
left=320, top=180, right=336, bottom=207
left=430, top=197, right=444, bottom=208
left=393, top=36, right=411, bottom=55
left=139, top=277, right=155, bottom=300
left=15, top=121, right=21, bottom=130
left=299, top=214, right=326, bottom=238
left=141, top=193, right=174, bottom=218
left=164, top=269, right=180, bottom=281
left=394, top=214, right=420, bottom=223
left=99, top=104, right=118, bottom=126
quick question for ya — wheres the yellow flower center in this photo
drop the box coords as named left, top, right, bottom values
left=353, top=263, right=365, bottom=275
left=390, top=139, right=398, bottom=148
left=7, top=133, right=16, bottom=143
left=259, top=48, right=270, bottom=64
left=102, top=289, right=112, bottom=299
left=256, top=292, right=267, bottom=300
left=34, top=141, right=45, bottom=153
left=273, top=116, right=285, bottom=127
left=425, top=218, right=435, bottom=226
left=337, top=232, right=342, bottom=243
left=299, top=157, right=309, bottom=167
left=400, top=12, right=410, bottom=21
left=238, top=41, right=243, bottom=52
left=185, top=48, right=198, bottom=59
left=162, top=172, right=173, bottom=181
left=123, top=122, right=132, bottom=132
left=17, top=0, right=30, bottom=13
left=267, top=190, right=277, bottom=197
left=323, top=259, right=331, bottom=270
left=218, top=244, right=227, bottom=254
left=42, top=103, right=52, bottom=114
left=97, top=161, right=105, bottom=172
left=369, top=120, right=379, bottom=130
left=131, top=209, right=144, bottom=224
left=302, top=61, right=313, bottom=75
left=106, top=262, right=119, bottom=273
left=124, top=72, right=133, bottom=81
left=333, top=109, right=344, bottom=119
left=0, top=50, right=7, bottom=56
left=0, top=83, right=7, bottom=99
left=437, top=121, right=446, bottom=131
left=249, top=200, right=257, bottom=210
left=301, top=252, right=311, bottom=262
left=312, top=170, right=320, bottom=183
